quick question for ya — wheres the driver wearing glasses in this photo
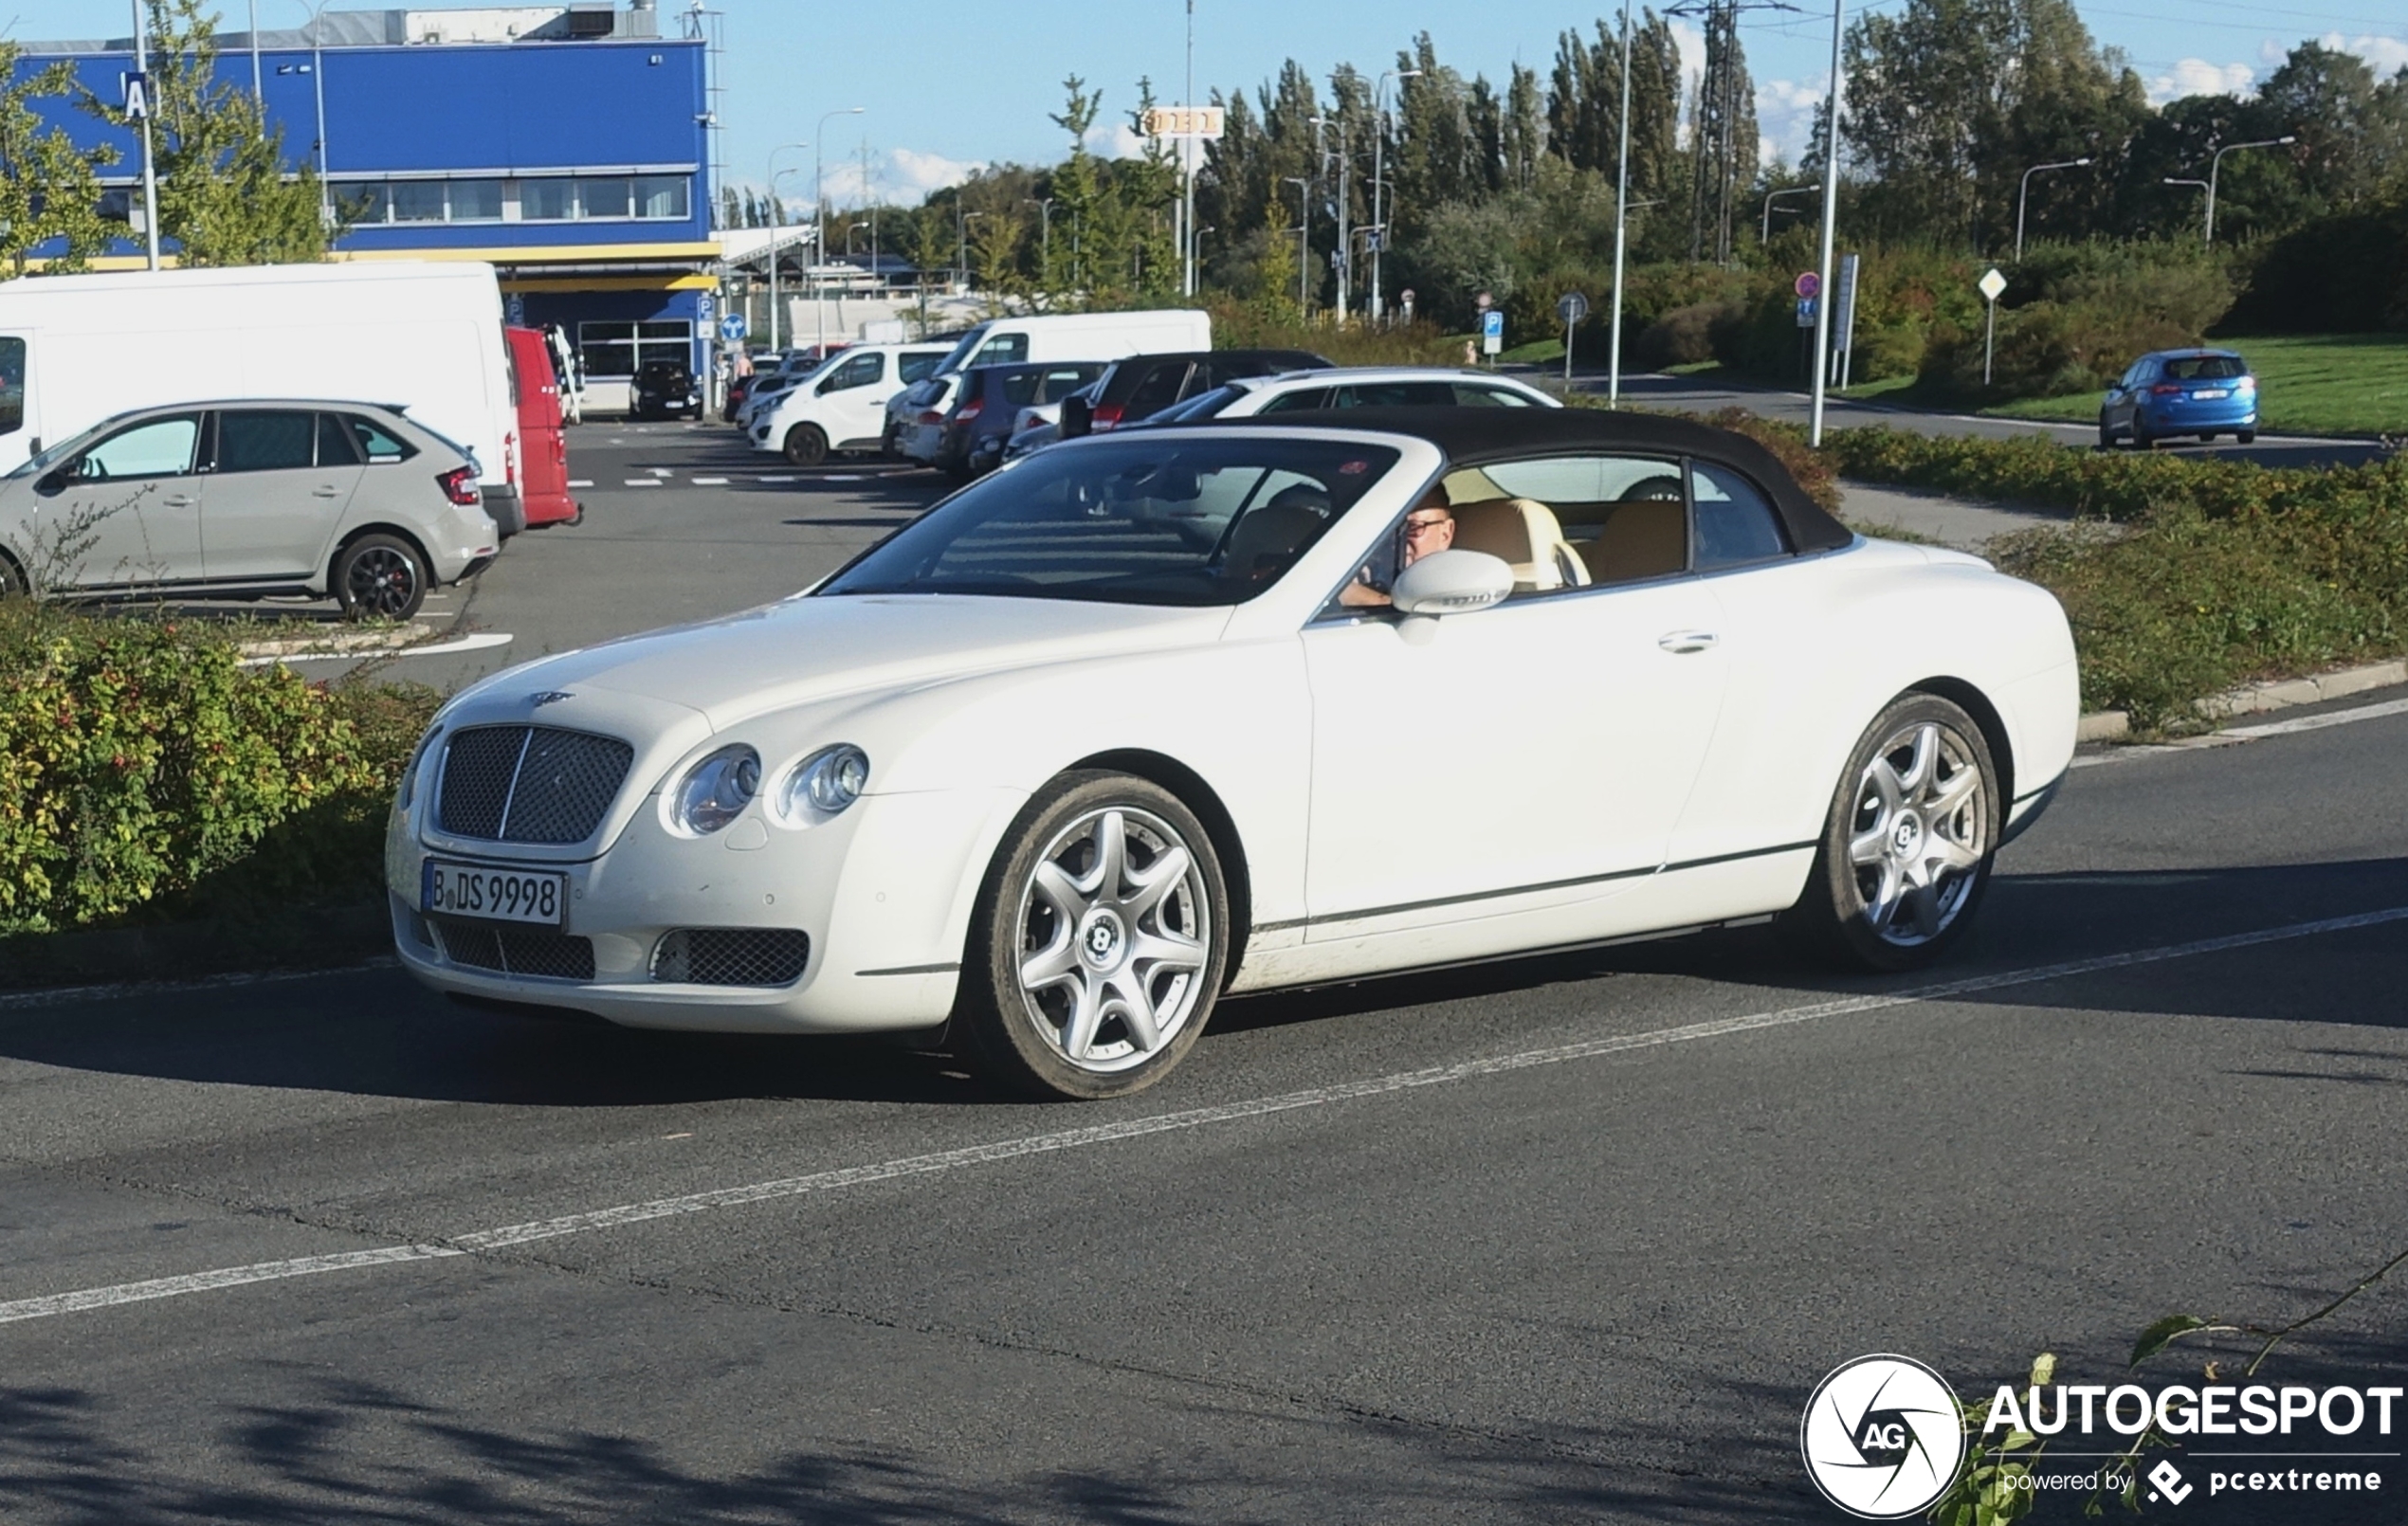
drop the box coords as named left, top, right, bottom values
left=1339, top=493, right=1455, bottom=608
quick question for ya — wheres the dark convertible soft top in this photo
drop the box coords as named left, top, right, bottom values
left=1211, top=405, right=1854, bottom=555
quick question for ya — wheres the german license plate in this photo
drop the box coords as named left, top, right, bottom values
left=422, top=860, right=567, bottom=925
left=2193, top=388, right=2229, bottom=399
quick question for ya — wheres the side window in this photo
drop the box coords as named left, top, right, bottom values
left=1691, top=462, right=1792, bottom=570
left=1039, top=366, right=1101, bottom=404
left=78, top=415, right=201, bottom=480
left=1453, top=383, right=1535, bottom=408
left=1476, top=454, right=1687, bottom=589
left=969, top=333, right=1029, bottom=367
left=1254, top=386, right=1334, bottom=414
left=1125, top=361, right=1190, bottom=418
left=213, top=410, right=318, bottom=474
left=1337, top=381, right=1454, bottom=408
left=344, top=414, right=418, bottom=463
left=0, top=336, right=24, bottom=436
left=817, top=352, right=882, bottom=393
left=317, top=413, right=364, bottom=465
left=898, top=352, right=944, bottom=385
left=998, top=370, right=1044, bottom=409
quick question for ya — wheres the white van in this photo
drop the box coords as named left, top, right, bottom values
left=934, top=309, right=1212, bottom=375
left=748, top=342, right=952, bottom=464
left=0, top=262, right=525, bottom=534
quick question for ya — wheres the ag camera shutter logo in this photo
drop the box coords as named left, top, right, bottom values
left=1800, top=1354, right=1966, bottom=1518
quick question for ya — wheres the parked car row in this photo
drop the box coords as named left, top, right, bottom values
left=0, top=261, right=582, bottom=621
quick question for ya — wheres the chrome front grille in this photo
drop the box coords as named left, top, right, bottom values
left=430, top=917, right=596, bottom=981
left=436, top=725, right=633, bottom=845
left=651, top=929, right=812, bottom=987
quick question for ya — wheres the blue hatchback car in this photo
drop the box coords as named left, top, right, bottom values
left=2099, top=349, right=2258, bottom=448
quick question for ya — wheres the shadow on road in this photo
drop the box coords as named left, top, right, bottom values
left=2, top=860, right=2402, bottom=1111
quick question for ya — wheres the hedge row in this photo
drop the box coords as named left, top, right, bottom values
left=1823, top=426, right=2408, bottom=523
left=0, top=604, right=436, bottom=936
left=1817, top=427, right=2408, bottom=728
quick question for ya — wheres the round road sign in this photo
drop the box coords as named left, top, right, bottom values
left=1557, top=291, right=1590, bottom=324
left=1794, top=271, right=1821, bottom=300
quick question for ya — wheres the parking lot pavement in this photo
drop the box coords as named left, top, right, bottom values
left=1, top=674, right=2401, bottom=1521
left=286, top=421, right=951, bottom=694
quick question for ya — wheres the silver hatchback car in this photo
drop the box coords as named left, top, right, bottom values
left=0, top=399, right=499, bottom=619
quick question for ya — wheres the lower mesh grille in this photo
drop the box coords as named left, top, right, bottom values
left=651, top=928, right=811, bottom=987
left=431, top=917, right=595, bottom=981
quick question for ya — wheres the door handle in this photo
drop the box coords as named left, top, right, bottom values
left=313, top=485, right=343, bottom=498
left=1657, top=630, right=1720, bottom=654
left=159, top=494, right=196, bottom=508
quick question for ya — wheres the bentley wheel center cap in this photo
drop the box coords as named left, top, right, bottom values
left=1892, top=812, right=1925, bottom=857
left=1079, top=909, right=1127, bottom=969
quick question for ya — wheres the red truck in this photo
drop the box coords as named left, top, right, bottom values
left=506, top=325, right=581, bottom=528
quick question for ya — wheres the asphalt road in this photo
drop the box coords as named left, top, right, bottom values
left=5, top=444, right=2403, bottom=1520
left=1576, top=372, right=2390, bottom=471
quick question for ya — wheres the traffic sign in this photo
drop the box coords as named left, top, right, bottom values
left=1978, top=266, right=2008, bottom=301
left=122, top=70, right=149, bottom=119
left=1557, top=291, right=1589, bottom=325
left=1796, top=296, right=1817, bottom=328
left=697, top=291, right=716, bottom=324
left=719, top=313, right=750, bottom=342
left=505, top=294, right=526, bottom=326
left=1473, top=290, right=1494, bottom=312
left=1794, top=270, right=1820, bottom=300
left=1481, top=309, right=1505, bottom=355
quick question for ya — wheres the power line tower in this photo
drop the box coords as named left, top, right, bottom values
left=1673, top=0, right=1787, bottom=263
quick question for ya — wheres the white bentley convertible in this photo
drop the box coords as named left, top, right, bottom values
left=389, top=409, right=2078, bottom=1099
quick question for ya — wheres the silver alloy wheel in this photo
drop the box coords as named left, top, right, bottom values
left=345, top=545, right=420, bottom=618
left=1012, top=805, right=1212, bottom=1074
left=1846, top=719, right=1989, bottom=946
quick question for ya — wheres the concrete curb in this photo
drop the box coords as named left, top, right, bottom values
left=2078, top=657, right=2408, bottom=743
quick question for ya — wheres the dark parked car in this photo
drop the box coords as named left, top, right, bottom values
left=1064, top=348, right=1332, bottom=437
left=938, top=361, right=1107, bottom=479
left=631, top=359, right=700, bottom=421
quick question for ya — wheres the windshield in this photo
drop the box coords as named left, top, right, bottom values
left=936, top=322, right=992, bottom=376
left=6, top=429, right=95, bottom=480
left=819, top=436, right=1401, bottom=607
left=2162, top=354, right=2247, bottom=381
left=1146, top=385, right=1241, bottom=425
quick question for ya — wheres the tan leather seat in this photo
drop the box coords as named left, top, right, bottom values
left=1579, top=500, right=1687, bottom=584
left=1450, top=498, right=1591, bottom=592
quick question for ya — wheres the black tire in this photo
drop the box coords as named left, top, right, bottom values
left=957, top=772, right=1231, bottom=1101
left=783, top=423, right=830, bottom=468
left=881, top=421, right=903, bottom=459
left=333, top=533, right=429, bottom=621
left=2237, top=429, right=2256, bottom=445
left=1789, top=693, right=2000, bottom=972
left=0, top=552, right=26, bottom=598
left=2096, top=415, right=2115, bottom=449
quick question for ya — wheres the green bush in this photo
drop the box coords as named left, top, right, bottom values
left=0, top=605, right=435, bottom=935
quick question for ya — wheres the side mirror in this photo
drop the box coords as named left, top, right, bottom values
left=35, top=468, right=65, bottom=497
left=1059, top=393, right=1092, bottom=439
left=1390, top=549, right=1513, bottom=616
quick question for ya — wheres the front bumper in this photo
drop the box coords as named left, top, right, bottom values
left=389, top=785, right=1025, bottom=1034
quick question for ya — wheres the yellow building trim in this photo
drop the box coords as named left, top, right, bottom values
left=331, top=242, right=720, bottom=263
left=501, top=273, right=718, bottom=293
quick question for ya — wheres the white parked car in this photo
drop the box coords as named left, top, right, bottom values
left=389, top=409, right=2077, bottom=1100
left=749, top=343, right=951, bottom=466
left=1174, top=366, right=1560, bottom=420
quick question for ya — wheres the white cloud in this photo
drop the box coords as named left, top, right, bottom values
left=733, top=147, right=985, bottom=213
left=1757, top=76, right=1826, bottom=164
left=1083, top=120, right=1150, bottom=159
left=2320, top=31, right=2408, bottom=76
left=2145, top=58, right=2256, bottom=105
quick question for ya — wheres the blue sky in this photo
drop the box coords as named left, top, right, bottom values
left=9, top=1, right=2405, bottom=208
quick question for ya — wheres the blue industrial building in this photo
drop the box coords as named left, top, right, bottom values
left=16, top=4, right=719, bottom=403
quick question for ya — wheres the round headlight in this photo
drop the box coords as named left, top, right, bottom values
left=780, top=744, right=870, bottom=819
left=670, top=745, right=760, bottom=835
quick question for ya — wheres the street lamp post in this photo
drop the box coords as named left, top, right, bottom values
left=1369, top=67, right=1421, bottom=325
left=2205, top=136, right=2294, bottom=246
left=2161, top=175, right=2209, bottom=244
left=1181, top=0, right=1197, bottom=297
left=813, top=106, right=865, bottom=352
left=1284, top=174, right=1310, bottom=317
left=285, top=0, right=335, bottom=231
left=763, top=143, right=808, bottom=353
left=2014, top=156, right=2091, bottom=262
left=958, top=209, right=984, bottom=293
left=1024, top=197, right=1054, bottom=289
left=1807, top=0, right=1845, bottom=447
left=1760, top=185, right=1814, bottom=244
left=1313, top=116, right=1350, bottom=324
left=1607, top=0, right=1634, bottom=405
left=128, top=0, right=162, bottom=269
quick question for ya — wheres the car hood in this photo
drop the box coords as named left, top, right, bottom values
left=493, top=594, right=1233, bottom=732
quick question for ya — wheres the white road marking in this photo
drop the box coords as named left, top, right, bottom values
left=757, top=474, right=797, bottom=483
left=690, top=476, right=730, bottom=485
left=648, top=467, right=672, bottom=477
left=622, top=479, right=663, bottom=488
left=567, top=479, right=593, bottom=488
left=5, top=902, right=2403, bottom=1327
left=0, top=958, right=399, bottom=1013
left=822, top=474, right=863, bottom=481
left=2072, top=694, right=2408, bottom=769
left=237, top=631, right=514, bottom=667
